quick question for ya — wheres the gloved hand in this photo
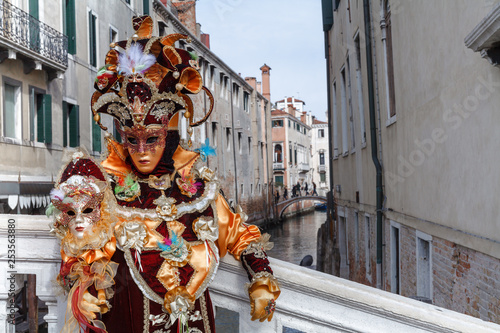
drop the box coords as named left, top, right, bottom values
left=81, top=290, right=111, bottom=320
left=249, top=285, right=278, bottom=322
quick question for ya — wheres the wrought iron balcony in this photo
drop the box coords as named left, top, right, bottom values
left=0, top=1, right=68, bottom=69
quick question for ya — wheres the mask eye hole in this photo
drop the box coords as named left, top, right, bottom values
left=127, top=137, right=137, bottom=144
left=146, top=136, right=158, bottom=144
left=83, top=208, right=94, bottom=214
left=67, top=210, right=76, bottom=216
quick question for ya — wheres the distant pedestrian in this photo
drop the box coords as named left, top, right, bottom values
left=304, top=183, right=309, bottom=195
left=283, top=187, right=288, bottom=200
left=292, top=186, right=297, bottom=198
left=296, top=182, right=301, bottom=196
left=275, top=190, right=280, bottom=203
left=312, top=182, right=318, bottom=196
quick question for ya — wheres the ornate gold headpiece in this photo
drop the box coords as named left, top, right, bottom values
left=91, top=16, right=213, bottom=133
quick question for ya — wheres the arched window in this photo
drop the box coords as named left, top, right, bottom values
left=274, top=144, right=283, bottom=162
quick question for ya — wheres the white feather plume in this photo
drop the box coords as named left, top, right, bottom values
left=117, top=43, right=156, bottom=75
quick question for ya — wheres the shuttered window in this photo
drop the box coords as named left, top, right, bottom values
left=63, top=102, right=80, bottom=147
left=143, top=0, right=149, bottom=15
left=29, top=90, right=51, bottom=144
left=64, top=0, right=76, bottom=55
left=92, top=116, right=101, bottom=152
left=88, top=11, right=97, bottom=67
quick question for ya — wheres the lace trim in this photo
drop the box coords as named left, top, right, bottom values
left=200, top=293, right=211, bottom=333
left=143, top=296, right=150, bottom=333
left=241, top=233, right=273, bottom=259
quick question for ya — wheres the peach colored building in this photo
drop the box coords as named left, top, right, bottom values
left=271, top=98, right=312, bottom=195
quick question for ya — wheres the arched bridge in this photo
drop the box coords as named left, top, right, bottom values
left=276, top=195, right=327, bottom=220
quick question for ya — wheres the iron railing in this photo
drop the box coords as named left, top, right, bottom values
left=0, top=1, right=68, bottom=67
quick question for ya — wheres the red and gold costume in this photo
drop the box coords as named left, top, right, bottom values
left=50, top=15, right=280, bottom=333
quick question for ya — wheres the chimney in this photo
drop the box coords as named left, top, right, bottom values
left=200, top=33, right=210, bottom=49
left=172, top=0, right=197, bottom=36
left=245, top=77, right=257, bottom=90
left=256, top=81, right=262, bottom=94
left=260, top=64, right=271, bottom=102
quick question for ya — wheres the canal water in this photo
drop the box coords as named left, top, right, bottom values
left=264, top=210, right=327, bottom=268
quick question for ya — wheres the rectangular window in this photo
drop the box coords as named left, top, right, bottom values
left=143, top=0, right=149, bottom=15
left=320, top=173, right=326, bottom=183
left=88, top=10, right=97, bottom=67
left=385, top=3, right=396, bottom=119
left=243, top=91, right=249, bottom=112
left=232, top=83, right=239, bottom=106
left=354, top=32, right=366, bottom=144
left=238, top=132, right=242, bottom=154
left=346, top=56, right=355, bottom=150
left=158, top=21, right=168, bottom=37
left=338, top=214, right=349, bottom=278
left=64, top=0, right=76, bottom=54
left=340, top=68, right=349, bottom=155
left=3, top=81, right=22, bottom=140
left=318, top=129, right=325, bottom=138
left=365, top=215, right=372, bottom=279
left=63, top=101, right=79, bottom=147
left=289, top=143, right=292, bottom=165
left=30, top=89, right=52, bottom=144
left=211, top=122, right=218, bottom=147
left=272, top=119, right=283, bottom=127
left=390, top=222, right=401, bottom=294
left=288, top=120, right=291, bottom=127
left=275, top=175, right=283, bottom=186
left=92, top=114, right=101, bottom=153
left=319, top=152, right=325, bottom=165
left=416, top=231, right=432, bottom=300
left=109, top=26, right=118, bottom=45
left=248, top=137, right=251, bottom=155
left=226, top=128, right=231, bottom=152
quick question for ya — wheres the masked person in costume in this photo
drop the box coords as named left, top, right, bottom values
left=47, top=150, right=118, bottom=332
left=84, top=16, right=280, bottom=332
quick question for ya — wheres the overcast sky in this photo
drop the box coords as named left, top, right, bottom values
left=196, top=0, right=328, bottom=121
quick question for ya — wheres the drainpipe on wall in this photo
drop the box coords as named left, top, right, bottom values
left=363, top=0, right=384, bottom=289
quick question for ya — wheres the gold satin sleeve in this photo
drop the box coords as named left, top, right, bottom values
left=215, top=194, right=261, bottom=260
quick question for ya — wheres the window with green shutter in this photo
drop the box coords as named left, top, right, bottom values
left=63, top=102, right=79, bottom=147
left=143, top=0, right=149, bottom=15
left=69, top=104, right=80, bottom=147
left=64, top=0, right=76, bottom=55
left=113, top=121, right=122, bottom=143
left=92, top=117, right=101, bottom=152
left=88, top=11, right=97, bottom=67
left=62, top=101, right=68, bottom=147
left=43, top=94, right=52, bottom=144
left=29, top=89, right=51, bottom=144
